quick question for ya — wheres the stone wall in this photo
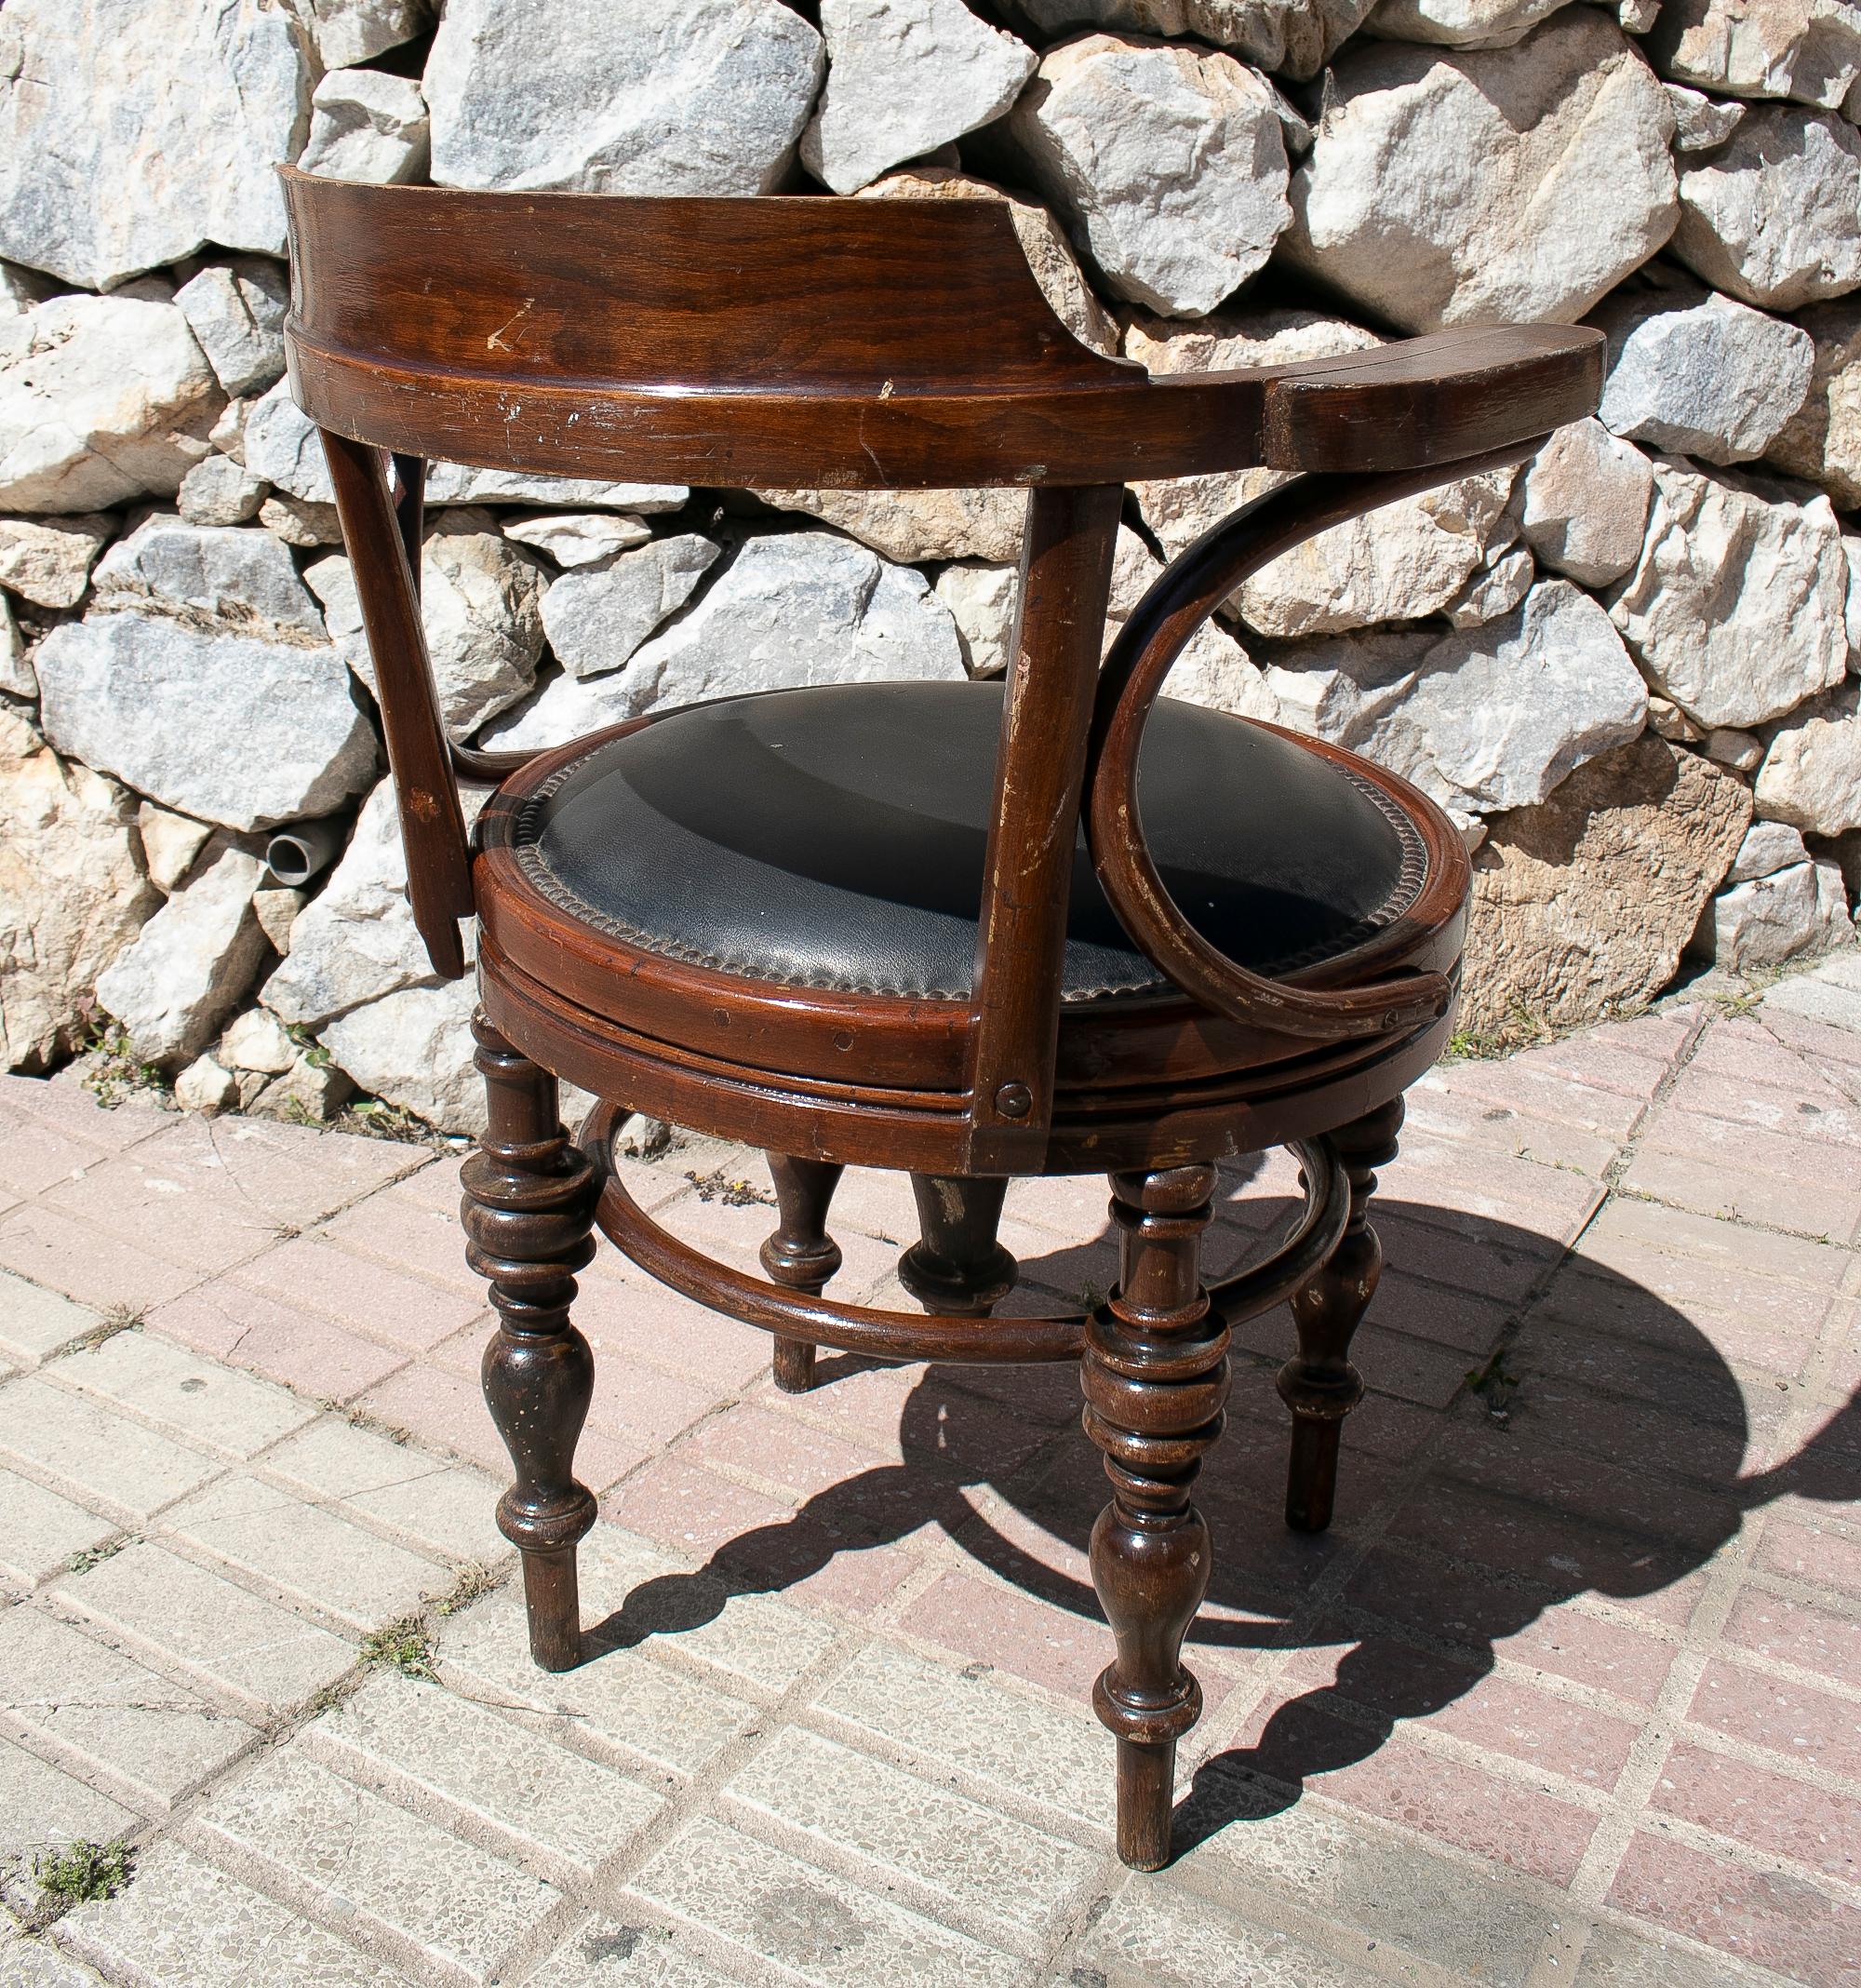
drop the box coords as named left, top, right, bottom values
left=3, top=0, right=1860, bottom=1135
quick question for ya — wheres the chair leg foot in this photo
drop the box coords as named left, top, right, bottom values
left=898, top=1175, right=1015, bottom=1317
left=1280, top=1098, right=1404, bottom=1535
left=464, top=1012, right=598, bottom=1673
left=517, top=1547, right=583, bottom=1672
left=761, top=1153, right=845, bottom=1392
left=1085, top=1164, right=1228, bottom=1873
left=1115, top=1740, right=1178, bottom=1873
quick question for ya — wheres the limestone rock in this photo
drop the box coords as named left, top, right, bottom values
left=0, top=515, right=114, bottom=611
left=306, top=525, right=547, bottom=735
left=1665, top=82, right=1747, bottom=150
left=317, top=977, right=484, bottom=1137
left=1459, top=735, right=1750, bottom=1035
left=1593, top=277, right=1813, bottom=463
left=0, top=284, right=222, bottom=514
left=174, top=1054, right=239, bottom=1116
left=0, top=709, right=159, bottom=1070
left=0, top=0, right=314, bottom=291
left=1282, top=11, right=1678, bottom=331
left=262, top=780, right=482, bottom=1028
left=172, top=262, right=289, bottom=400
left=1368, top=0, right=1582, bottom=48
left=260, top=495, right=344, bottom=547
left=1238, top=468, right=1516, bottom=639
left=136, top=802, right=213, bottom=894
left=933, top=561, right=1020, bottom=678
left=1706, top=727, right=1765, bottom=772
left=1671, top=105, right=1861, bottom=308
left=220, top=1007, right=299, bottom=1076
left=241, top=384, right=338, bottom=504
left=177, top=454, right=270, bottom=528
left=1514, top=418, right=1653, bottom=587
left=0, top=261, right=57, bottom=318
left=1005, top=1, right=1375, bottom=81
left=248, top=1054, right=355, bottom=1123
left=999, top=34, right=1290, bottom=318
left=502, top=513, right=652, bottom=569
left=283, top=0, right=430, bottom=69
left=297, top=69, right=431, bottom=185
left=1606, top=460, right=1851, bottom=729
left=857, top=168, right=1118, bottom=355
left=34, top=572, right=376, bottom=832
left=752, top=486, right=1027, bottom=563
left=1694, top=859, right=1849, bottom=969
left=1728, top=818, right=1813, bottom=882
left=1265, top=580, right=1647, bottom=822
left=1647, top=0, right=1861, bottom=109
left=1106, top=525, right=1280, bottom=723
left=422, top=465, right=690, bottom=512
left=252, top=887, right=306, bottom=954
left=1755, top=681, right=1861, bottom=833
left=425, top=0, right=823, bottom=196
left=1763, top=297, right=1861, bottom=506
left=541, top=535, right=722, bottom=680
left=485, top=530, right=965, bottom=747
left=802, top=0, right=1036, bottom=195
left=1442, top=539, right=1535, bottom=627
left=94, top=835, right=270, bottom=1063
left=91, top=517, right=326, bottom=638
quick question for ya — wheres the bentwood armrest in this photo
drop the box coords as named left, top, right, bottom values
left=1241, top=323, right=1604, bottom=474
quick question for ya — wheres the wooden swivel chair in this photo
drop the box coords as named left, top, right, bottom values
left=281, top=168, right=1602, bottom=1870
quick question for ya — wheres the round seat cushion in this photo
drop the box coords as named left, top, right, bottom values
left=510, top=679, right=1427, bottom=1001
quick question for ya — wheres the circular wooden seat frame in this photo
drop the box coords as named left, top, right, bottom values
left=282, top=166, right=1603, bottom=1870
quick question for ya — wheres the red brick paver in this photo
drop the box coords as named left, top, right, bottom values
left=2, top=988, right=1857, bottom=1987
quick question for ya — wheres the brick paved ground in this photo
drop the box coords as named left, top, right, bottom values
left=1, top=955, right=1857, bottom=1987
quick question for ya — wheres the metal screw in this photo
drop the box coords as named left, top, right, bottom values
left=995, top=1081, right=1032, bottom=1119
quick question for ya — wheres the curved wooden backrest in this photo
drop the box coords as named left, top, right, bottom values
left=280, top=169, right=1602, bottom=491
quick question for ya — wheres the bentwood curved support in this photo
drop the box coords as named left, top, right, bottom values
left=284, top=162, right=1605, bottom=1871
left=577, top=1103, right=1348, bottom=1363
left=1084, top=438, right=1541, bottom=1043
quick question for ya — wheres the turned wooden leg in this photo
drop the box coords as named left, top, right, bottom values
left=1084, top=1163, right=1229, bottom=1871
left=760, top=1152, right=845, bottom=1394
left=897, top=1174, right=1016, bottom=1317
left=1280, top=1097, right=1404, bottom=1535
left=462, top=1011, right=598, bottom=1672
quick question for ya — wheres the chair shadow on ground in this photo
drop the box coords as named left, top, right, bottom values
left=582, top=1189, right=1861, bottom=1860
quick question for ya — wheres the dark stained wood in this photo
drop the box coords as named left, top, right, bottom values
left=760, top=1152, right=846, bottom=1394
left=321, top=429, right=474, bottom=979
left=280, top=170, right=1601, bottom=490
left=1084, top=1164, right=1229, bottom=1870
left=965, top=483, right=1122, bottom=1171
left=462, top=1011, right=599, bottom=1672
left=282, top=168, right=1607, bottom=1870
left=898, top=1175, right=1017, bottom=1318
left=1280, top=1098, right=1404, bottom=1534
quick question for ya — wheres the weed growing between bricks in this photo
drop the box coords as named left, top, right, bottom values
left=360, top=1614, right=437, bottom=1681
left=64, top=1532, right=135, bottom=1576
left=29, top=1840, right=133, bottom=1929
left=684, top=1166, right=777, bottom=1207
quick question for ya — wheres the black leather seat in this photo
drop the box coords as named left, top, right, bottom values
left=509, top=680, right=1427, bottom=1001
